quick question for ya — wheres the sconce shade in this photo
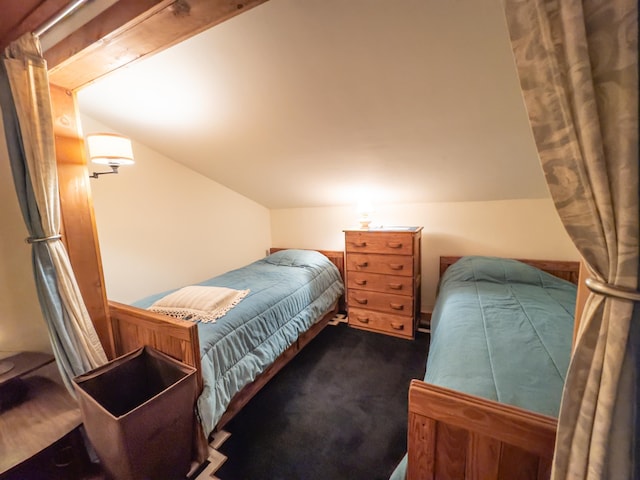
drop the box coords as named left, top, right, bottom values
left=87, top=133, right=134, bottom=166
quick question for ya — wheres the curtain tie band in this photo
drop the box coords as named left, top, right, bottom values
left=26, top=234, right=61, bottom=244
left=585, top=278, right=640, bottom=302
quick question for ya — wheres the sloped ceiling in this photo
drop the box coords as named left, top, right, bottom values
left=77, top=0, right=548, bottom=209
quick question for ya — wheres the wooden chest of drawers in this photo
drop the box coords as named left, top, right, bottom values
left=344, top=227, right=422, bottom=339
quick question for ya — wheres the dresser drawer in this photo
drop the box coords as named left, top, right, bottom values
left=348, top=307, right=413, bottom=338
left=347, top=272, right=413, bottom=296
left=345, top=231, right=414, bottom=255
left=346, top=253, right=413, bottom=277
left=347, top=289, right=414, bottom=316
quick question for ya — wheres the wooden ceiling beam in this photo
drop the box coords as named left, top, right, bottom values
left=46, top=0, right=269, bottom=91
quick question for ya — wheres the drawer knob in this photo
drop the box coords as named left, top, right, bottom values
left=389, top=264, right=404, bottom=271
left=356, top=316, right=370, bottom=324
left=388, top=283, right=402, bottom=290
left=354, top=297, right=368, bottom=305
left=390, top=322, right=404, bottom=331
left=387, top=242, right=403, bottom=249
left=390, top=303, right=405, bottom=311
left=355, top=279, right=367, bottom=286
left=354, top=241, right=367, bottom=247
left=357, top=261, right=369, bottom=268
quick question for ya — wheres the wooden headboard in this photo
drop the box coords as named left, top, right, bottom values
left=439, top=256, right=581, bottom=285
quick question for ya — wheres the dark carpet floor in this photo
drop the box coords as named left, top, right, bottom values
left=216, top=322, right=429, bottom=480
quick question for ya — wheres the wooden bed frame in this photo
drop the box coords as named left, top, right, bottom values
left=405, top=256, right=580, bottom=480
left=108, top=248, right=344, bottom=448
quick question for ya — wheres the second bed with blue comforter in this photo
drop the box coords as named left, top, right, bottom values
left=425, top=255, right=576, bottom=416
left=390, top=255, right=576, bottom=479
left=134, top=249, right=344, bottom=437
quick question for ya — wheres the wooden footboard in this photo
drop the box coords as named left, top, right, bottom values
left=408, top=380, right=557, bottom=480
left=109, top=301, right=202, bottom=389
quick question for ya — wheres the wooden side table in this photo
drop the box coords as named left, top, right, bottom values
left=0, top=352, right=82, bottom=475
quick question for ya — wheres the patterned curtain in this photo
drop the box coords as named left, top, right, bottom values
left=503, top=1, right=638, bottom=479
left=0, top=33, right=107, bottom=393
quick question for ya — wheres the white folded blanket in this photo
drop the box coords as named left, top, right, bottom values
left=148, top=285, right=249, bottom=323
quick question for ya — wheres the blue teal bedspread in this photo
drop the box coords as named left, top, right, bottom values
left=133, top=249, right=344, bottom=437
left=390, top=256, right=576, bottom=479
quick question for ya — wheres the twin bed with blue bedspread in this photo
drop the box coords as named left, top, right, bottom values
left=391, top=255, right=578, bottom=480
left=113, top=249, right=344, bottom=441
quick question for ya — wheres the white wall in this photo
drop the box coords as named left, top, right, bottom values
left=0, top=118, right=51, bottom=355
left=271, top=199, right=580, bottom=311
left=83, top=116, right=271, bottom=303
left=0, top=111, right=580, bottom=357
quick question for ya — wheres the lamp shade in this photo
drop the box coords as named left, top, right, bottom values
left=87, top=133, right=134, bottom=166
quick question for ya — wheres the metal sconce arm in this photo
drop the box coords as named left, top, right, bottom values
left=89, top=164, right=120, bottom=179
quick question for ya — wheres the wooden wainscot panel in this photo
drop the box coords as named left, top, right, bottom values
left=434, top=423, right=468, bottom=479
left=498, top=444, right=541, bottom=480
left=408, top=412, right=436, bottom=480
left=537, top=456, right=553, bottom=480
left=466, top=432, right=501, bottom=480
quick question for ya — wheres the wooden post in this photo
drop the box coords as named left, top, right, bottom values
left=50, top=84, right=115, bottom=359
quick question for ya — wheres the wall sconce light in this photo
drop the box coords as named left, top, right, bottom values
left=87, top=133, right=134, bottom=179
